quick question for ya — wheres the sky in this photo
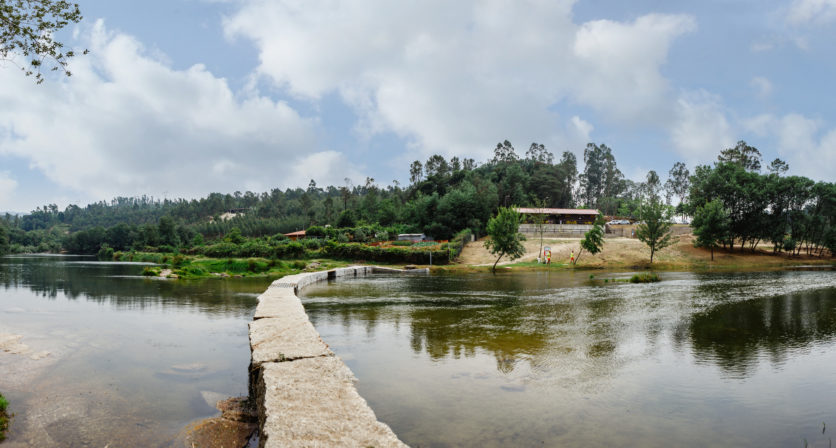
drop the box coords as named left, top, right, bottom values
left=1, top=0, right=835, bottom=213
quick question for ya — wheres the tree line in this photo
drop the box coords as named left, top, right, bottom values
left=0, top=140, right=832, bottom=259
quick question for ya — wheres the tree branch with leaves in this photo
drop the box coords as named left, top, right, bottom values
left=1, top=0, right=86, bottom=83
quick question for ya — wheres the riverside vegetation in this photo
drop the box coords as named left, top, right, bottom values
left=0, top=140, right=832, bottom=265
left=1, top=392, right=9, bottom=441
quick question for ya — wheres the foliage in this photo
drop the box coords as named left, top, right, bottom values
left=0, top=391, right=8, bottom=441
left=322, top=242, right=448, bottom=264
left=0, top=0, right=86, bottom=83
left=575, top=214, right=605, bottom=265
left=692, top=200, right=729, bottom=261
left=629, top=272, right=660, bottom=283
left=636, top=198, right=675, bottom=263
left=484, top=207, right=526, bottom=272
left=0, top=223, right=9, bottom=255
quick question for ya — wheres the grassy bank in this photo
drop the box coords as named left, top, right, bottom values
left=127, top=253, right=358, bottom=279
left=1, top=392, right=9, bottom=441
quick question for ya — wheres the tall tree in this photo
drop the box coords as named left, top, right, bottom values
left=717, top=140, right=762, bottom=172
left=492, top=140, right=518, bottom=164
left=484, top=207, right=526, bottom=272
left=636, top=198, right=675, bottom=263
left=664, top=162, right=690, bottom=213
left=691, top=200, right=730, bottom=261
left=525, top=142, right=554, bottom=164
left=767, top=158, right=789, bottom=176
left=409, top=161, right=424, bottom=184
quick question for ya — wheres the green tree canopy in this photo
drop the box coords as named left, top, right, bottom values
left=575, top=214, right=605, bottom=265
left=484, top=207, right=526, bottom=272
left=636, top=198, right=675, bottom=263
left=691, top=200, right=730, bottom=261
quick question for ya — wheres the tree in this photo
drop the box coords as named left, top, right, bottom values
left=574, top=214, right=605, bottom=265
left=691, top=200, right=729, bottom=261
left=492, top=140, right=518, bottom=164
left=336, top=209, right=356, bottom=228
left=409, top=161, right=423, bottom=184
left=1, top=0, right=86, bottom=83
left=525, top=142, right=554, bottom=164
left=529, top=198, right=548, bottom=261
left=664, top=162, right=690, bottom=214
left=0, top=222, right=9, bottom=255
left=158, top=216, right=179, bottom=247
left=484, top=207, right=526, bottom=272
left=767, top=158, right=789, bottom=176
left=636, top=198, right=675, bottom=263
left=717, top=140, right=762, bottom=172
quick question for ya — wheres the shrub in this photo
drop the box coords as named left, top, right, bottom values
left=97, top=244, right=114, bottom=261
left=306, top=226, right=327, bottom=237
left=142, top=267, right=161, bottom=276
left=629, top=272, right=660, bottom=283
left=176, top=265, right=208, bottom=277
left=247, top=258, right=270, bottom=273
left=291, top=260, right=307, bottom=270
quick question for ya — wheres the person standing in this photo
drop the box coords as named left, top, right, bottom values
left=570, top=250, right=575, bottom=264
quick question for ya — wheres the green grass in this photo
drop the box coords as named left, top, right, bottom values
left=629, top=272, right=660, bottom=283
left=0, top=392, right=9, bottom=441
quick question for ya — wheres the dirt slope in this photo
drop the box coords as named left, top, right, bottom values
left=459, top=234, right=831, bottom=269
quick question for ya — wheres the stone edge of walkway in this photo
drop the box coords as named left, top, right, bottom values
left=249, top=265, right=428, bottom=448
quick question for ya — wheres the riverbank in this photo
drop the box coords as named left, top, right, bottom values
left=450, top=235, right=833, bottom=272
left=1, top=392, right=9, bottom=442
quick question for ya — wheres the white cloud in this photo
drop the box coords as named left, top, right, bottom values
left=669, top=90, right=735, bottom=162
left=750, top=76, right=774, bottom=99
left=224, top=1, right=695, bottom=160
left=0, top=171, right=18, bottom=207
left=572, top=14, right=697, bottom=122
left=741, top=112, right=835, bottom=181
left=787, top=0, right=836, bottom=25
left=0, top=20, right=360, bottom=203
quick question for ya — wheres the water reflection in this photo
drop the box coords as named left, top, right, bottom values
left=0, top=255, right=261, bottom=447
left=679, top=287, right=836, bottom=377
left=0, top=255, right=267, bottom=316
left=301, top=270, right=836, bottom=447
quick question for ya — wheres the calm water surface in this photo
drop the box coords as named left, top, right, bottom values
left=0, top=255, right=264, bottom=447
left=301, top=268, right=836, bottom=448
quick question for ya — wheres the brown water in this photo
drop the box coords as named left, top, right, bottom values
left=301, top=268, right=836, bottom=448
left=0, top=255, right=264, bottom=447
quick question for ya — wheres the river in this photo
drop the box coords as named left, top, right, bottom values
left=0, top=255, right=265, bottom=447
left=301, top=268, right=836, bottom=448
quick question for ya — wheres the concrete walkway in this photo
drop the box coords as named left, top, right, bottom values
left=249, top=266, right=426, bottom=448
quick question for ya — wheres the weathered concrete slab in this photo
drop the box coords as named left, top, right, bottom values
left=253, top=288, right=305, bottom=320
left=249, top=316, right=331, bottom=365
left=257, top=357, right=407, bottom=448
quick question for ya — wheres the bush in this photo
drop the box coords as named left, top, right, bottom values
left=142, top=266, right=161, bottom=276
left=247, top=258, right=270, bottom=273
left=176, top=265, right=208, bottom=277
left=302, top=238, right=324, bottom=249
left=291, top=260, right=307, bottom=270
left=306, top=226, right=327, bottom=237
left=629, top=272, right=660, bottom=283
left=97, top=244, right=114, bottom=260
left=322, top=242, right=448, bottom=264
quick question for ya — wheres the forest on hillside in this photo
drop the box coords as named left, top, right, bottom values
left=0, top=140, right=833, bottom=258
